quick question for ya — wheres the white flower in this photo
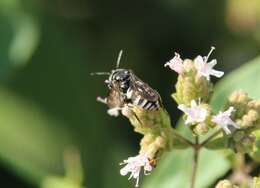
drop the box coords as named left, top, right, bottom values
left=164, top=52, right=184, bottom=74
left=178, top=100, right=207, bottom=125
left=194, top=47, right=224, bottom=80
left=120, top=154, right=153, bottom=187
left=212, top=106, right=240, bottom=134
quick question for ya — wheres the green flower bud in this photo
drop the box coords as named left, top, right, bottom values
left=227, top=91, right=260, bottom=129
left=173, top=59, right=213, bottom=105
left=253, top=176, right=260, bottom=188
left=123, top=106, right=174, bottom=159
left=192, top=123, right=209, bottom=135
left=215, top=180, right=238, bottom=188
left=250, top=130, right=260, bottom=162
left=229, top=130, right=256, bottom=153
left=239, top=109, right=259, bottom=128
left=227, top=91, right=251, bottom=119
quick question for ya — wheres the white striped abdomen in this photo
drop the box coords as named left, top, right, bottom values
left=126, top=88, right=160, bottom=110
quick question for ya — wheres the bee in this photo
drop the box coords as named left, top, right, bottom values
left=92, top=51, right=173, bottom=162
left=91, top=50, right=163, bottom=118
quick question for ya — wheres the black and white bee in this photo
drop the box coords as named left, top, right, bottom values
left=92, top=50, right=162, bottom=117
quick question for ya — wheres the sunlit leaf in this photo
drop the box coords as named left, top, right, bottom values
left=142, top=148, right=230, bottom=188
left=211, top=55, right=260, bottom=111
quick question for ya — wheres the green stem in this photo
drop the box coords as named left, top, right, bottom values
left=190, top=136, right=200, bottom=188
left=172, top=129, right=194, bottom=147
left=172, top=129, right=224, bottom=188
left=200, top=129, right=222, bottom=147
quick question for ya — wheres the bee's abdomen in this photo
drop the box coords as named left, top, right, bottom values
left=126, top=89, right=160, bottom=110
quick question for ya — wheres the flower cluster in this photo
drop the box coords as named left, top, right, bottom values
left=97, top=48, right=260, bottom=187
left=215, top=176, right=260, bottom=188
left=227, top=91, right=260, bottom=129
left=215, top=180, right=238, bottom=188
left=224, top=91, right=260, bottom=153
left=166, top=48, right=239, bottom=135
left=119, top=105, right=173, bottom=186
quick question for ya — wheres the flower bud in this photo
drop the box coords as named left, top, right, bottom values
left=227, top=91, right=250, bottom=119
left=253, top=176, right=260, bottom=188
left=250, top=130, right=260, bottom=162
left=124, top=106, right=174, bottom=160
left=239, top=109, right=259, bottom=128
left=173, top=59, right=213, bottom=105
left=230, top=130, right=256, bottom=153
left=215, top=180, right=238, bottom=188
left=192, top=103, right=214, bottom=135
left=192, top=123, right=209, bottom=135
left=227, top=91, right=260, bottom=129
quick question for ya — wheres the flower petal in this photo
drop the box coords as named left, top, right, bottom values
left=207, top=59, right=217, bottom=68
left=165, top=53, right=184, bottom=74
left=210, top=69, right=224, bottom=78
left=120, top=166, right=129, bottom=176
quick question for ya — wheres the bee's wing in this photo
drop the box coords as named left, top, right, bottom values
left=131, top=75, right=161, bottom=102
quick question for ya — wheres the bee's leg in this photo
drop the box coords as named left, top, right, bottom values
left=97, top=96, right=107, bottom=104
left=97, top=96, right=119, bottom=117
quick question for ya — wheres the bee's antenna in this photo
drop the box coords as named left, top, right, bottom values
left=116, top=50, right=123, bottom=68
left=90, top=72, right=110, bottom=76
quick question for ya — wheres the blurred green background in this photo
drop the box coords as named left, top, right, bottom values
left=0, top=0, right=260, bottom=187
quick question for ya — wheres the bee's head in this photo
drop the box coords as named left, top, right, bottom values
left=91, top=50, right=131, bottom=92
left=109, top=69, right=132, bottom=93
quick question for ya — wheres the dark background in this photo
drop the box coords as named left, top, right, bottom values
left=0, top=0, right=259, bottom=187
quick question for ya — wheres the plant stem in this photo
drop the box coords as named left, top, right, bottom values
left=172, top=129, right=194, bottom=147
left=172, top=129, right=223, bottom=188
left=200, top=129, right=222, bottom=147
left=190, top=136, right=200, bottom=188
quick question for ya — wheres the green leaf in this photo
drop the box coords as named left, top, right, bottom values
left=142, top=148, right=230, bottom=188
left=0, top=87, right=75, bottom=185
left=211, top=55, right=260, bottom=111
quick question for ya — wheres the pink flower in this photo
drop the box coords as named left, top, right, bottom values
left=164, top=53, right=184, bottom=74
left=120, top=154, right=153, bottom=187
left=178, top=100, right=207, bottom=125
left=194, top=47, right=224, bottom=80
left=212, top=107, right=239, bottom=134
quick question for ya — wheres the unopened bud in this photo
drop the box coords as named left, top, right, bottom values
left=173, top=59, right=213, bottom=105
left=215, top=180, right=238, bottom=188
left=253, top=176, right=260, bottom=188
